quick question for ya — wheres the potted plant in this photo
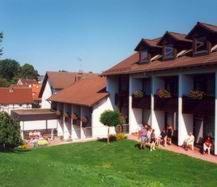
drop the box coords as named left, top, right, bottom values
left=71, top=113, right=79, bottom=120
left=156, top=89, right=171, bottom=98
left=132, top=90, right=144, bottom=98
left=188, top=90, right=205, bottom=100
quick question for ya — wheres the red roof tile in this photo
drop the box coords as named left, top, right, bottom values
left=49, top=76, right=108, bottom=107
left=0, top=87, right=33, bottom=104
left=102, top=51, right=217, bottom=76
left=39, top=71, right=98, bottom=98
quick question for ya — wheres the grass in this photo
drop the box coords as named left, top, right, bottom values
left=0, top=140, right=217, bottom=187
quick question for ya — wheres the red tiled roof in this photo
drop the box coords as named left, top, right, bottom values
left=158, top=31, right=192, bottom=45
left=0, top=87, right=33, bottom=104
left=39, top=71, right=98, bottom=98
left=49, top=76, right=109, bottom=107
left=47, top=71, right=98, bottom=89
left=102, top=51, right=217, bottom=76
left=187, top=22, right=217, bottom=38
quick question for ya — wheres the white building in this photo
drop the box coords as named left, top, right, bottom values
left=49, top=76, right=115, bottom=141
left=39, top=71, right=98, bottom=109
left=102, top=22, right=217, bottom=155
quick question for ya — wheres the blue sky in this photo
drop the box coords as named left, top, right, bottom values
left=0, top=0, right=217, bottom=75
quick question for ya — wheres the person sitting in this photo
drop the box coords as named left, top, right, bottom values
left=167, top=125, right=173, bottom=145
left=150, top=129, right=156, bottom=151
left=203, top=136, right=213, bottom=155
left=160, top=128, right=167, bottom=147
left=183, top=132, right=195, bottom=151
left=139, top=124, right=148, bottom=149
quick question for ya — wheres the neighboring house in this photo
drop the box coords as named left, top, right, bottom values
left=39, top=71, right=98, bottom=108
left=17, top=78, right=38, bottom=86
left=48, top=76, right=114, bottom=140
left=102, top=22, right=217, bottom=155
left=15, top=78, right=42, bottom=105
left=0, top=87, right=33, bottom=114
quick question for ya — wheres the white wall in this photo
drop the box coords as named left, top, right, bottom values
left=0, top=104, right=32, bottom=115
left=106, top=76, right=119, bottom=108
left=21, top=119, right=58, bottom=131
left=178, top=74, right=194, bottom=145
left=41, top=80, right=52, bottom=109
left=92, top=97, right=115, bottom=138
left=129, top=76, right=143, bottom=133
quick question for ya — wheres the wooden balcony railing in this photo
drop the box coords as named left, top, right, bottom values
left=182, top=96, right=215, bottom=116
left=132, top=95, right=151, bottom=109
left=115, top=92, right=129, bottom=107
left=154, top=95, right=178, bottom=112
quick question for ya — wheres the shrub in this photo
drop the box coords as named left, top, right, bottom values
left=100, top=110, right=124, bottom=143
left=0, top=112, right=22, bottom=150
left=115, top=133, right=127, bottom=141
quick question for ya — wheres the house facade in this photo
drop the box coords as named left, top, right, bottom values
left=48, top=76, right=115, bottom=141
left=39, top=71, right=98, bottom=109
left=102, top=22, right=217, bottom=155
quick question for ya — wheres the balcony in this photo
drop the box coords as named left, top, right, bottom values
left=154, top=95, right=178, bottom=112
left=182, top=96, right=215, bottom=116
left=115, top=92, right=129, bottom=107
left=132, top=95, right=151, bottom=109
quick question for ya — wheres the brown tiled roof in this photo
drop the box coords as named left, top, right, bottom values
left=0, top=87, right=33, bottom=104
left=187, top=22, right=217, bottom=38
left=47, top=71, right=97, bottom=89
left=39, top=71, right=98, bottom=98
left=49, top=76, right=109, bottom=107
left=102, top=51, right=217, bottom=76
left=135, top=38, right=162, bottom=51
left=158, top=31, right=191, bottom=45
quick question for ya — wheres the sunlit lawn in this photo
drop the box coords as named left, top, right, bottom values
left=0, top=140, right=217, bottom=187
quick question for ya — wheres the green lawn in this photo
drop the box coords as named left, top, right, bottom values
left=0, top=140, right=217, bottom=187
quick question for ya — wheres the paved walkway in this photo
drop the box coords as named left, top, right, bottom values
left=128, top=134, right=217, bottom=164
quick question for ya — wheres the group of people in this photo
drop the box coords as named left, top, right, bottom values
left=139, top=124, right=214, bottom=155
left=139, top=124, right=156, bottom=151
left=139, top=124, right=172, bottom=151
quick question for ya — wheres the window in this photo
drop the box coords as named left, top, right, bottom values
left=164, top=45, right=174, bottom=60
left=194, top=37, right=208, bottom=55
left=140, top=50, right=149, bottom=63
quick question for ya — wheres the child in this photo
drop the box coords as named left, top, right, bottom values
left=150, top=129, right=156, bottom=151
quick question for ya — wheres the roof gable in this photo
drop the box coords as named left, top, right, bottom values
left=49, top=76, right=108, bottom=107
left=187, top=22, right=217, bottom=39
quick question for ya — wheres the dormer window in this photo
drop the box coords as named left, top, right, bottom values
left=193, top=37, right=210, bottom=55
left=163, top=45, right=175, bottom=60
left=140, top=50, right=149, bottom=63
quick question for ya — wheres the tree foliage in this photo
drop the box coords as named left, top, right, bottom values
left=0, top=32, right=3, bottom=56
left=0, top=112, right=22, bottom=150
left=100, top=110, right=124, bottom=143
left=0, top=59, right=39, bottom=86
left=100, top=110, right=122, bottom=127
left=19, top=63, right=39, bottom=80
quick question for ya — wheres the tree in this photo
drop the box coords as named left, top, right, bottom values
left=0, top=59, right=20, bottom=81
left=20, top=63, right=39, bottom=80
left=0, top=78, right=10, bottom=87
left=0, top=32, right=3, bottom=56
left=100, top=110, right=123, bottom=143
left=0, top=112, right=22, bottom=150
